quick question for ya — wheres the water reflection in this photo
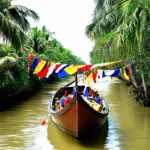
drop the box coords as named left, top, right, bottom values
left=47, top=118, right=108, bottom=150
left=105, top=116, right=121, bottom=150
left=47, top=115, right=122, bottom=150
left=1, top=78, right=150, bottom=150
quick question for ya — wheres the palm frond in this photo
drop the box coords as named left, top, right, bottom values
left=0, top=56, right=17, bottom=69
left=14, top=5, right=39, bottom=21
left=8, top=6, right=31, bottom=32
left=86, top=22, right=97, bottom=39
left=0, top=12, right=27, bottom=50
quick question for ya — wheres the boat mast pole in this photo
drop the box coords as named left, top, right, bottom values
left=75, top=72, right=78, bottom=98
left=75, top=72, right=78, bottom=87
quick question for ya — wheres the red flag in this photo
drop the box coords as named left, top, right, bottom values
left=28, top=55, right=34, bottom=70
left=85, top=71, right=90, bottom=77
left=78, top=64, right=93, bottom=71
left=92, top=69, right=98, bottom=83
left=37, top=65, right=51, bottom=79
left=54, top=64, right=61, bottom=71
left=41, top=120, right=46, bottom=125
left=127, top=65, right=132, bottom=77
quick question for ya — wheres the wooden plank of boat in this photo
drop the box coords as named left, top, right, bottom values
left=49, top=80, right=109, bottom=138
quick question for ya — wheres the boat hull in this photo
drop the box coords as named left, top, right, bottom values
left=50, top=94, right=108, bottom=137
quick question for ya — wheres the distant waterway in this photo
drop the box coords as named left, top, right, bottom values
left=0, top=78, right=150, bottom=150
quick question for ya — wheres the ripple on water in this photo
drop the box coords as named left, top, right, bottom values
left=1, top=79, right=150, bottom=150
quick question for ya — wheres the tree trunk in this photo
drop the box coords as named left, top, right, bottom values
left=141, top=70, right=147, bottom=100
left=130, top=75, right=138, bottom=89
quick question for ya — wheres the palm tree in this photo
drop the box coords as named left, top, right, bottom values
left=86, top=0, right=117, bottom=39
left=0, top=0, right=39, bottom=51
left=103, top=0, right=150, bottom=101
left=0, top=56, right=17, bottom=69
left=28, top=26, right=55, bottom=53
left=87, top=0, right=150, bottom=104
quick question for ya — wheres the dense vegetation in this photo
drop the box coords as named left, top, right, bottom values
left=86, top=0, right=150, bottom=106
left=0, top=0, right=84, bottom=106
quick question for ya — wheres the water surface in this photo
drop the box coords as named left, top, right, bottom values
left=0, top=78, right=150, bottom=150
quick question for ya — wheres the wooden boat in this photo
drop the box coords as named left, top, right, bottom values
left=49, top=76, right=109, bottom=138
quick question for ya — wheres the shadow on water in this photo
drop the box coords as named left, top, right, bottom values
left=47, top=119, right=109, bottom=150
left=79, top=119, right=109, bottom=148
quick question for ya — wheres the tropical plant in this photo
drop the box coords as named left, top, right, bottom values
left=0, top=56, right=18, bottom=69
left=86, top=0, right=117, bottom=40
left=0, top=0, right=39, bottom=51
left=28, top=26, right=85, bottom=64
left=87, top=0, right=150, bottom=105
left=28, top=26, right=55, bottom=53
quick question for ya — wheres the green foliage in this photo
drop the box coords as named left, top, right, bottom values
left=0, top=25, right=85, bottom=95
left=29, top=26, right=85, bottom=65
left=0, top=0, right=39, bottom=51
left=0, top=44, right=15, bottom=56
left=86, top=0, right=150, bottom=89
left=0, top=53, right=41, bottom=92
left=0, top=54, right=28, bottom=91
left=0, top=70, right=14, bottom=87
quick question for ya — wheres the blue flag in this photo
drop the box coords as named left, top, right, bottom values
left=72, top=86, right=76, bottom=96
left=83, top=86, right=89, bottom=98
left=31, top=58, right=39, bottom=70
left=58, top=70, right=68, bottom=79
left=131, top=63, right=136, bottom=71
left=111, top=69, right=120, bottom=77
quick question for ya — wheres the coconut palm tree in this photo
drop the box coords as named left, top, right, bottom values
left=0, top=0, right=39, bottom=51
left=103, top=0, right=150, bottom=101
left=87, top=0, right=150, bottom=104
left=28, top=26, right=55, bottom=53
left=86, top=0, right=117, bottom=39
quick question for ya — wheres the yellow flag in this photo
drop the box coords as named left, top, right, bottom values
left=33, top=60, right=47, bottom=74
left=123, top=68, right=129, bottom=80
left=65, top=65, right=84, bottom=75
left=64, top=65, right=75, bottom=75
left=87, top=73, right=92, bottom=85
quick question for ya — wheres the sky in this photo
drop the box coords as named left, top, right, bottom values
left=13, top=0, right=95, bottom=63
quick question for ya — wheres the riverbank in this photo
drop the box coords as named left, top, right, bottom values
left=117, top=74, right=150, bottom=107
left=0, top=76, right=42, bottom=111
left=0, top=73, right=62, bottom=111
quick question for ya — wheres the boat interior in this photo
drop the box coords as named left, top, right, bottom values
left=52, top=84, right=108, bottom=114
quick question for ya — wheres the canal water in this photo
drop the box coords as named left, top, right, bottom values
left=0, top=78, right=150, bottom=150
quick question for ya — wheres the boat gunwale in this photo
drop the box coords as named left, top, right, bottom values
left=50, top=87, right=109, bottom=117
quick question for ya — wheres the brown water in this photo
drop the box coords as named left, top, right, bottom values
left=0, top=78, right=150, bottom=150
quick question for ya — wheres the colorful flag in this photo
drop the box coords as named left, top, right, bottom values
left=72, top=86, right=76, bottom=96
left=33, top=60, right=47, bottom=74
left=46, top=63, right=57, bottom=78
left=97, top=70, right=104, bottom=78
left=123, top=68, right=129, bottom=80
left=90, top=60, right=122, bottom=69
left=58, top=70, right=68, bottom=79
left=104, top=70, right=115, bottom=76
left=55, top=64, right=67, bottom=73
left=65, top=65, right=84, bottom=75
left=83, top=86, right=89, bottom=98
left=54, top=63, right=61, bottom=71
left=111, top=69, right=120, bottom=77
left=87, top=73, right=92, bottom=85
left=131, top=63, right=136, bottom=71
left=127, top=65, right=132, bottom=76
left=64, top=65, right=76, bottom=75
left=77, top=64, right=93, bottom=71
left=30, top=58, right=40, bottom=70
left=37, top=64, right=51, bottom=79
left=92, top=69, right=98, bottom=83
left=28, top=55, right=34, bottom=70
